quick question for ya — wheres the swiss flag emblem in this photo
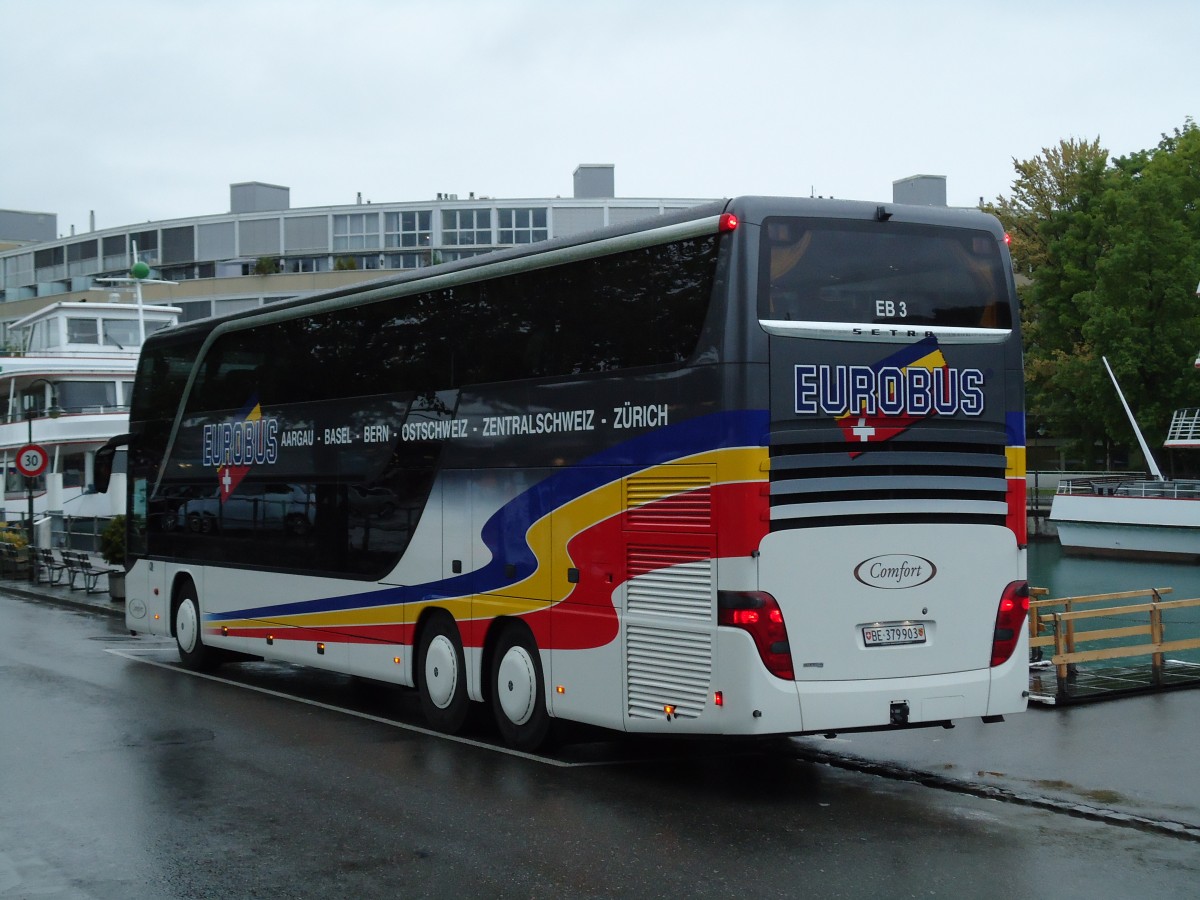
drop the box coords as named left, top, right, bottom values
left=834, top=338, right=947, bottom=458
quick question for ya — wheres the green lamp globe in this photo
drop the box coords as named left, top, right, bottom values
left=131, top=261, right=151, bottom=280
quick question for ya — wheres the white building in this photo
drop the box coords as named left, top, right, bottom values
left=0, top=165, right=715, bottom=337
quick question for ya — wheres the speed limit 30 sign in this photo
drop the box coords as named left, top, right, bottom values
left=16, top=443, right=49, bottom=478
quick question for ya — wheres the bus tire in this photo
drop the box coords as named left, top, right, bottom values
left=490, top=625, right=550, bottom=752
left=417, top=614, right=469, bottom=734
left=174, top=580, right=221, bottom=672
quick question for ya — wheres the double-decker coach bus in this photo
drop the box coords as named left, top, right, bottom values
left=98, top=196, right=1029, bottom=750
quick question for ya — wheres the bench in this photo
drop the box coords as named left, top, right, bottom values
left=61, top=550, right=120, bottom=593
left=36, top=547, right=67, bottom=585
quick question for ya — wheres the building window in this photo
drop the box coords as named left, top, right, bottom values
left=162, top=265, right=195, bottom=282
left=441, top=250, right=490, bottom=262
left=130, top=230, right=158, bottom=262
left=442, top=208, right=492, bottom=246
left=283, top=257, right=328, bottom=274
left=383, top=252, right=429, bottom=269
left=333, top=213, right=380, bottom=251
left=385, top=211, right=431, bottom=248
left=498, top=208, right=548, bottom=244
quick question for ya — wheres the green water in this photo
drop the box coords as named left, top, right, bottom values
left=1028, top=539, right=1200, bottom=662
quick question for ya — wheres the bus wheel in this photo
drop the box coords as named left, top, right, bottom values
left=417, top=614, right=469, bottom=734
left=490, top=625, right=550, bottom=751
left=174, top=581, right=221, bottom=672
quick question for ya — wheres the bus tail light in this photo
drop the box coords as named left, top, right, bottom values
left=991, top=581, right=1029, bottom=667
left=719, top=212, right=739, bottom=232
left=718, top=591, right=794, bottom=680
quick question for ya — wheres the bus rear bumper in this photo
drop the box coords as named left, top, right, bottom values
left=793, top=668, right=1011, bottom=735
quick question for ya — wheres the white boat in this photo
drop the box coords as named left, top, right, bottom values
left=1, top=299, right=180, bottom=530
left=1050, top=358, right=1200, bottom=561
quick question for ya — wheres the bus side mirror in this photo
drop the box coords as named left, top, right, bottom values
left=94, top=433, right=131, bottom=494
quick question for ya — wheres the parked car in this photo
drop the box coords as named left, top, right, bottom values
left=348, top=484, right=398, bottom=519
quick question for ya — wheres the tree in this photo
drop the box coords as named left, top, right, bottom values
left=991, top=121, right=1200, bottom=467
left=986, top=136, right=1108, bottom=275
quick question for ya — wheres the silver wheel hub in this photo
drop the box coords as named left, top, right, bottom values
left=176, top=599, right=198, bottom=654
left=496, top=645, right=536, bottom=726
left=424, top=634, right=459, bottom=709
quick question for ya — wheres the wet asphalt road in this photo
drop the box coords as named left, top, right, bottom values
left=2, top=593, right=1198, bottom=899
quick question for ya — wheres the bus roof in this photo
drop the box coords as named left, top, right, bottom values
left=151, top=195, right=1005, bottom=344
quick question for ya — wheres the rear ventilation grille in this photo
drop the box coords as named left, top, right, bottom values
left=626, top=624, right=712, bottom=720
left=627, top=547, right=712, bottom=621
left=770, top=434, right=1008, bottom=531
left=625, top=468, right=712, bottom=531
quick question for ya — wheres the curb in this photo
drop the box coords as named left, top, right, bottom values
left=2, top=582, right=125, bottom=619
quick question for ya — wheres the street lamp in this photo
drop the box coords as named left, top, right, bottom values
left=23, top=379, right=61, bottom=583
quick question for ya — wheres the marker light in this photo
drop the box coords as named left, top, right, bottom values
left=1004, top=232, right=1012, bottom=246
left=719, top=212, right=739, bottom=233
left=556, top=685, right=565, bottom=694
left=714, top=691, right=724, bottom=707
left=991, top=581, right=1030, bottom=667
left=394, top=657, right=401, bottom=664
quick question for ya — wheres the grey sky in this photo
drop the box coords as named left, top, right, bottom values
left=2, top=0, right=1195, bottom=238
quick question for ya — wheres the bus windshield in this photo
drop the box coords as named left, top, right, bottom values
left=760, top=217, right=1012, bottom=330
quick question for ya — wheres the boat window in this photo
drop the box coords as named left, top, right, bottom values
left=57, top=380, right=118, bottom=412
left=102, top=319, right=139, bottom=348
left=67, top=318, right=100, bottom=344
left=62, top=452, right=86, bottom=489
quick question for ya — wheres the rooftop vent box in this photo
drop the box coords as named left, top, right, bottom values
left=892, top=174, right=947, bottom=207
left=231, top=182, right=291, bottom=214
left=573, top=164, right=615, bottom=199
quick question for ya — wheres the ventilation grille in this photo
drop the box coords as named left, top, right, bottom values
left=626, top=624, right=712, bottom=720
left=625, top=469, right=712, bottom=531
left=770, top=432, right=1008, bottom=531
left=627, top=547, right=712, bottom=621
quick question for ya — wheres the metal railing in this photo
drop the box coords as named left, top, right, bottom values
left=1167, top=407, right=1200, bottom=444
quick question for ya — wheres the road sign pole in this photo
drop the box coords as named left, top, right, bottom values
left=18, top=436, right=50, bottom=584
left=26, top=415, right=34, bottom=583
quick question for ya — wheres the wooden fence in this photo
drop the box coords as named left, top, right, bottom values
left=1028, top=587, right=1200, bottom=699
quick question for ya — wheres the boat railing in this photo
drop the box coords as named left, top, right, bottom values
left=1, top=404, right=129, bottom=425
left=1055, top=474, right=1200, bottom=499
left=1166, top=407, right=1200, bottom=445
left=1055, top=474, right=1144, bottom=496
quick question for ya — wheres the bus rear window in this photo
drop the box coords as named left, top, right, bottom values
left=759, top=217, right=1012, bottom=330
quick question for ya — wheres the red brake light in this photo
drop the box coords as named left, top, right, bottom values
left=719, top=212, right=739, bottom=233
left=991, top=580, right=1029, bottom=667
left=1004, top=232, right=1012, bottom=246
left=718, top=591, right=793, bottom=680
